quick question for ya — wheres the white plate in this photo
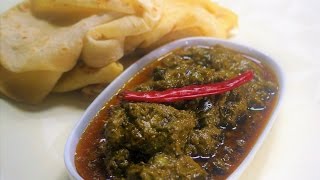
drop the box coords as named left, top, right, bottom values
left=1, top=0, right=320, bottom=180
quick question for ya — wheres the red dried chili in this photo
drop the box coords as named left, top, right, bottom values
left=121, top=71, right=254, bottom=103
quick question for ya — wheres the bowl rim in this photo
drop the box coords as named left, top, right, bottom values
left=64, top=37, right=285, bottom=180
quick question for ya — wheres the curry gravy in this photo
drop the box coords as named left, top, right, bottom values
left=75, top=46, right=279, bottom=179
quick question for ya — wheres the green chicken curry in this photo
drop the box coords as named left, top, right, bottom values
left=75, top=45, right=279, bottom=179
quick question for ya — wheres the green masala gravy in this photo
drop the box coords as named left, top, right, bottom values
left=74, top=45, right=279, bottom=179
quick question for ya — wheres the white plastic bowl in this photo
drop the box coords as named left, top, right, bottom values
left=64, top=37, right=285, bottom=180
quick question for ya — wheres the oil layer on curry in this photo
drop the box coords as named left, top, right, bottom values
left=75, top=45, right=279, bottom=179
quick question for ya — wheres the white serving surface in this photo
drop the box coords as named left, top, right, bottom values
left=1, top=0, right=320, bottom=179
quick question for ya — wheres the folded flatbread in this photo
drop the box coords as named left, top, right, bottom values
left=0, top=1, right=124, bottom=103
left=81, top=0, right=237, bottom=68
left=0, top=0, right=237, bottom=103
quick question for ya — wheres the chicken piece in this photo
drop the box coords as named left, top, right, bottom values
left=127, top=153, right=207, bottom=180
left=105, top=103, right=196, bottom=155
left=187, top=127, right=221, bottom=156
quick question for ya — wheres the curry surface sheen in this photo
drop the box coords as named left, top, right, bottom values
left=75, top=45, right=279, bottom=179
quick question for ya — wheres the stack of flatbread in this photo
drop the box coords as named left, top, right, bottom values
left=0, top=0, right=237, bottom=104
